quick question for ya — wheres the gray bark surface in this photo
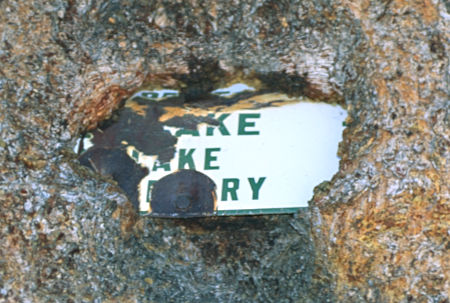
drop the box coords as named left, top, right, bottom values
left=0, top=0, right=448, bottom=302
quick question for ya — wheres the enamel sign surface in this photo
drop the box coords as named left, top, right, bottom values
left=77, top=84, right=346, bottom=217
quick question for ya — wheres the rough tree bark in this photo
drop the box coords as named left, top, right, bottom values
left=0, top=0, right=448, bottom=302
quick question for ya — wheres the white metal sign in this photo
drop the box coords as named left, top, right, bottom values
left=77, top=84, right=347, bottom=216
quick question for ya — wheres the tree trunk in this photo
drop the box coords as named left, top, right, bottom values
left=0, top=0, right=447, bottom=302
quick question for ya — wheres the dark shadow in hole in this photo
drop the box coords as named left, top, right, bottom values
left=79, top=147, right=149, bottom=210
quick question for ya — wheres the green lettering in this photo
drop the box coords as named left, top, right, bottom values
left=221, top=178, right=240, bottom=201
left=238, top=113, right=260, bottom=135
left=204, top=148, right=221, bottom=170
left=162, top=92, right=178, bottom=97
left=213, top=91, right=229, bottom=96
left=248, top=177, right=266, bottom=200
left=206, top=114, right=231, bottom=136
left=178, top=148, right=196, bottom=169
left=146, top=180, right=157, bottom=202
left=175, top=128, right=200, bottom=137
left=141, top=92, right=158, bottom=99
left=131, top=149, right=139, bottom=162
left=152, top=161, right=171, bottom=171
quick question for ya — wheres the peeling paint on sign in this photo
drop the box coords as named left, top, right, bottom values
left=77, top=84, right=347, bottom=217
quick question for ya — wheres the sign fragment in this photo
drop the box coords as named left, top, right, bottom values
left=77, top=84, right=347, bottom=217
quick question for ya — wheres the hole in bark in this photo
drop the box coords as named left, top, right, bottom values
left=74, top=66, right=347, bottom=217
